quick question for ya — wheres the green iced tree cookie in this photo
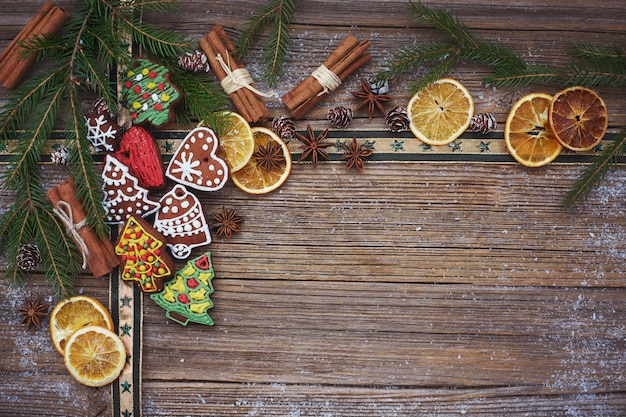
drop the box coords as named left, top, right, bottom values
left=122, top=59, right=181, bottom=127
left=150, top=251, right=216, bottom=326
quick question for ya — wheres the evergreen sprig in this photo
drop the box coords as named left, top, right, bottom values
left=0, top=0, right=226, bottom=297
left=234, top=0, right=295, bottom=85
left=375, top=1, right=626, bottom=92
left=563, top=130, right=626, bottom=207
left=374, top=1, right=625, bottom=207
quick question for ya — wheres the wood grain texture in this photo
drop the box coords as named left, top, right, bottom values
left=1, top=0, right=625, bottom=416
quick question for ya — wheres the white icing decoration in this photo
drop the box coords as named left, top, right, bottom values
left=169, top=151, right=202, bottom=182
left=181, top=201, right=190, bottom=209
left=152, top=93, right=159, bottom=102
left=171, top=206, right=178, bottom=214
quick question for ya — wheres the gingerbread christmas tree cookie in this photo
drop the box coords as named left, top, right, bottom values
left=115, top=215, right=175, bottom=293
left=102, top=154, right=160, bottom=224
left=150, top=251, right=216, bottom=326
left=154, top=184, right=212, bottom=259
left=166, top=126, right=229, bottom=192
left=122, top=58, right=181, bottom=127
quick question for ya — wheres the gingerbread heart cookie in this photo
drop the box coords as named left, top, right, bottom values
left=115, top=125, right=165, bottom=190
left=154, top=184, right=212, bottom=259
left=115, top=215, right=175, bottom=293
left=121, top=58, right=181, bottom=127
left=102, top=154, right=160, bottom=224
left=166, top=127, right=229, bottom=192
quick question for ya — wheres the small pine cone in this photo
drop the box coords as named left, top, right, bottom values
left=327, top=106, right=353, bottom=129
left=272, top=115, right=296, bottom=142
left=178, top=50, right=211, bottom=72
left=385, top=106, right=409, bottom=132
left=50, top=146, right=69, bottom=165
left=469, top=113, right=497, bottom=134
left=17, top=244, right=42, bottom=272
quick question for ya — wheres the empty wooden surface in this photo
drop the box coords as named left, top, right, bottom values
left=1, top=0, right=625, bottom=416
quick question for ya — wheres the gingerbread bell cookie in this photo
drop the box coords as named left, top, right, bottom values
left=121, top=58, right=181, bottom=127
left=115, top=125, right=165, bottom=190
left=150, top=251, right=216, bottom=326
left=154, top=184, right=211, bottom=259
left=115, top=215, right=175, bottom=293
left=102, top=154, right=160, bottom=224
left=166, top=126, right=229, bottom=192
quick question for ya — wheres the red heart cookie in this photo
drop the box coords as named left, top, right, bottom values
left=166, top=127, right=228, bottom=192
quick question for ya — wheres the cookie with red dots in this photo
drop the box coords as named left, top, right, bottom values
left=115, top=215, right=175, bottom=293
left=121, top=59, right=181, bottom=128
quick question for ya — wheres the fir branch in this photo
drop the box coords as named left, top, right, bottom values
left=235, top=0, right=295, bottom=84
left=168, top=65, right=229, bottom=127
left=1, top=0, right=213, bottom=296
left=563, top=130, right=626, bottom=207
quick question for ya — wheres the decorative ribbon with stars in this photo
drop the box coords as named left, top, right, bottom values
left=110, top=265, right=143, bottom=417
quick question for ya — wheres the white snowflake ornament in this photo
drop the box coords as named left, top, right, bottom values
left=85, top=101, right=121, bottom=152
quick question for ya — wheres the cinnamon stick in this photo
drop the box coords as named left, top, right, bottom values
left=281, top=35, right=371, bottom=119
left=47, top=178, right=120, bottom=278
left=199, top=25, right=270, bottom=124
left=0, top=1, right=70, bottom=90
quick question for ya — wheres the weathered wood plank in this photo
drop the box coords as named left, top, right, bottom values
left=1, top=0, right=625, bottom=416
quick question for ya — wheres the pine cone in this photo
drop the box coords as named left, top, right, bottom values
left=469, top=113, right=497, bottom=134
left=16, top=244, right=42, bottom=271
left=178, top=50, right=211, bottom=73
left=272, top=115, right=296, bottom=142
left=327, top=106, right=353, bottom=129
left=385, top=106, right=409, bottom=132
left=50, top=146, right=69, bottom=165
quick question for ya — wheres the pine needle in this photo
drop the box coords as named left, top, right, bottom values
left=563, top=130, right=626, bottom=207
left=235, top=0, right=295, bottom=85
left=0, top=0, right=226, bottom=297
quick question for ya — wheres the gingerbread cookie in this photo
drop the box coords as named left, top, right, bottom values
left=154, top=184, right=211, bottom=259
left=115, top=215, right=175, bottom=293
left=85, top=99, right=121, bottom=152
left=166, top=126, right=228, bottom=192
left=150, top=251, right=216, bottom=326
left=115, top=126, right=165, bottom=190
left=102, top=154, right=160, bottom=224
left=121, top=59, right=181, bottom=127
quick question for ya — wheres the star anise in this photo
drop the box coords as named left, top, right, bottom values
left=351, top=77, right=393, bottom=118
left=212, top=207, right=243, bottom=239
left=340, top=138, right=374, bottom=172
left=253, top=141, right=285, bottom=172
left=19, top=296, right=50, bottom=330
left=295, top=125, right=332, bottom=167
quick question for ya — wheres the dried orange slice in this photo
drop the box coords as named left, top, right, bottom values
left=216, top=111, right=254, bottom=172
left=64, top=325, right=126, bottom=387
left=407, top=78, right=474, bottom=146
left=231, top=127, right=292, bottom=194
left=548, top=86, right=608, bottom=151
left=50, top=296, right=114, bottom=355
left=505, top=93, right=563, bottom=168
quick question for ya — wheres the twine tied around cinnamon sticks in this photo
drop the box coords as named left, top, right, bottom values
left=311, top=65, right=342, bottom=96
left=53, top=201, right=90, bottom=268
left=47, top=178, right=120, bottom=278
left=199, top=25, right=271, bottom=124
left=215, top=52, right=274, bottom=97
left=282, top=34, right=371, bottom=119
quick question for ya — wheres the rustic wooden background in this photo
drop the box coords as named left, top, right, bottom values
left=1, top=0, right=625, bottom=416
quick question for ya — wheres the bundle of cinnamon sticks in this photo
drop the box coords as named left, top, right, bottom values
left=0, top=1, right=70, bottom=90
left=282, top=35, right=371, bottom=119
left=47, top=178, right=120, bottom=278
left=199, top=25, right=270, bottom=124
